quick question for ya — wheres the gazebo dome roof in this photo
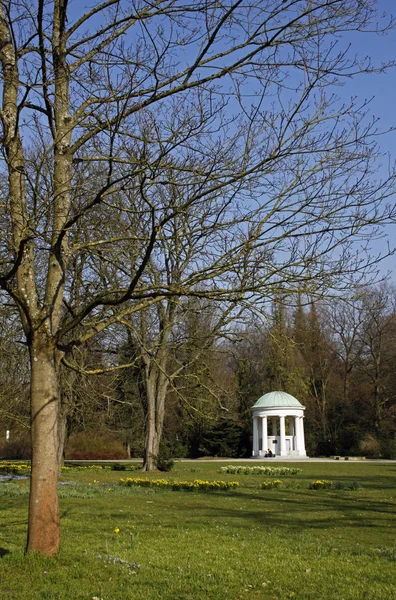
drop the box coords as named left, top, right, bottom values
left=252, top=391, right=304, bottom=409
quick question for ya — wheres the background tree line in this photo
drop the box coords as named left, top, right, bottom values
left=2, top=282, right=395, bottom=461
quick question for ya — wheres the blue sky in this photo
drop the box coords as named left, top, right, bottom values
left=343, top=0, right=396, bottom=278
left=346, top=0, right=396, bottom=154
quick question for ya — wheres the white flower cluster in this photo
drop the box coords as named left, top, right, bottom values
left=220, top=465, right=302, bottom=476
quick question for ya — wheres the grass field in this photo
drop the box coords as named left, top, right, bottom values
left=0, top=461, right=395, bottom=599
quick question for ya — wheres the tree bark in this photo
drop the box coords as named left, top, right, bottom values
left=26, top=337, right=60, bottom=555
left=143, top=372, right=168, bottom=471
left=143, top=394, right=159, bottom=471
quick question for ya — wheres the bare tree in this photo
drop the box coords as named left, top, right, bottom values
left=118, top=296, right=240, bottom=471
left=0, top=0, right=395, bottom=555
left=70, top=184, right=249, bottom=471
left=323, top=297, right=365, bottom=406
left=358, top=285, right=396, bottom=430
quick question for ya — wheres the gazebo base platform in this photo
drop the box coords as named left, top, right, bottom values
left=251, top=454, right=308, bottom=460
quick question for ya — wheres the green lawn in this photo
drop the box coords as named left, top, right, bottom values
left=0, top=461, right=395, bottom=599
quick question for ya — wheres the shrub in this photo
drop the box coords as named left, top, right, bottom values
left=110, top=463, right=142, bottom=472
left=377, top=431, right=396, bottom=460
left=68, top=450, right=127, bottom=460
left=0, top=436, right=31, bottom=460
left=359, top=434, right=381, bottom=458
left=111, top=463, right=127, bottom=471
left=380, top=438, right=396, bottom=460
left=333, top=481, right=361, bottom=491
left=156, top=456, right=174, bottom=472
left=65, top=432, right=128, bottom=460
left=155, top=444, right=175, bottom=471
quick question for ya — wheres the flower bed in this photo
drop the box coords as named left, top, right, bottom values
left=308, top=480, right=361, bottom=490
left=0, top=462, right=30, bottom=474
left=220, top=465, right=301, bottom=476
left=62, top=465, right=111, bottom=471
left=119, top=477, right=239, bottom=491
left=308, top=479, right=333, bottom=489
left=261, top=479, right=283, bottom=489
left=259, top=479, right=361, bottom=491
left=0, top=461, right=110, bottom=474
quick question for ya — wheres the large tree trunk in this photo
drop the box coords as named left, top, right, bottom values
left=143, top=398, right=160, bottom=471
left=143, top=374, right=168, bottom=471
left=26, top=337, right=60, bottom=555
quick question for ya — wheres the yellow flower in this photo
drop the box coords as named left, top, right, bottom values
left=114, top=528, right=120, bottom=534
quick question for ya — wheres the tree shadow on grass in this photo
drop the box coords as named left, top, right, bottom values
left=160, top=488, right=396, bottom=535
left=0, top=519, right=28, bottom=529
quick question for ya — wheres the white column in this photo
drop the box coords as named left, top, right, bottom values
left=295, top=416, right=301, bottom=453
left=279, top=415, right=286, bottom=456
left=289, top=418, right=295, bottom=452
left=299, top=416, right=306, bottom=456
left=252, top=416, right=259, bottom=457
left=261, top=416, right=268, bottom=455
left=270, top=417, right=277, bottom=455
left=258, top=417, right=263, bottom=456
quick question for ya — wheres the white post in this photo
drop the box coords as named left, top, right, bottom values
left=6, top=430, right=10, bottom=441
left=261, top=416, right=268, bottom=455
left=279, top=415, right=286, bottom=456
left=253, top=416, right=259, bottom=457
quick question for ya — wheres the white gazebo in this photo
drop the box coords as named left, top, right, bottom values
left=251, top=391, right=307, bottom=458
